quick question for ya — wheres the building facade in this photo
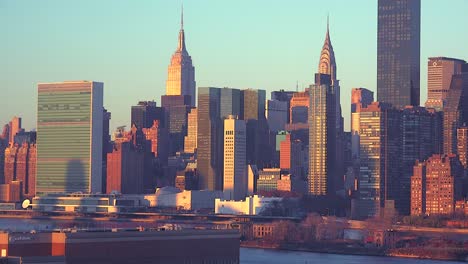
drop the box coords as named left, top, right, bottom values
left=457, top=126, right=468, bottom=169
left=184, top=108, right=197, bottom=153
left=223, top=116, right=247, bottom=200
left=411, top=154, right=463, bottom=216
left=37, top=81, right=103, bottom=194
left=426, top=57, right=467, bottom=110
left=377, top=0, right=421, bottom=108
left=166, top=10, right=196, bottom=107
left=265, top=100, right=288, bottom=133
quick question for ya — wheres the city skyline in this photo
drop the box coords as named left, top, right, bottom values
left=3, top=1, right=468, bottom=131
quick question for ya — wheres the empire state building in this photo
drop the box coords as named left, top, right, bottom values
left=166, top=9, right=196, bottom=107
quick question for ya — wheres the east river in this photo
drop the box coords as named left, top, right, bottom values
left=240, top=248, right=465, bottom=264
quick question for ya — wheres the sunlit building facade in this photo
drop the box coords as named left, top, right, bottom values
left=457, top=127, right=468, bottom=169
left=223, top=116, right=247, bottom=200
left=37, top=81, right=103, bottom=194
left=426, top=57, right=467, bottom=110
left=165, top=10, right=196, bottom=106
left=184, top=108, right=197, bottom=153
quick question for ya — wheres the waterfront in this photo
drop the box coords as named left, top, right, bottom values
left=240, top=248, right=465, bottom=264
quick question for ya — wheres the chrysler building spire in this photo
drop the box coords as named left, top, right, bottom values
left=318, top=15, right=337, bottom=85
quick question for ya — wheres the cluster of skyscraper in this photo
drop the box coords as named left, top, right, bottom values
left=2, top=0, right=468, bottom=219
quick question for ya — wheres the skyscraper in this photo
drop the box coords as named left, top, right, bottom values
left=377, top=0, right=421, bottom=108
left=265, top=100, right=287, bottom=133
left=131, top=101, right=166, bottom=130
left=271, top=90, right=295, bottom=123
left=426, top=57, right=467, bottom=110
left=161, top=95, right=191, bottom=154
left=37, top=81, right=103, bottom=194
left=354, top=102, right=401, bottom=218
left=184, top=108, right=197, bottom=153
left=166, top=8, right=196, bottom=107
left=443, top=72, right=468, bottom=154
left=351, top=88, right=374, bottom=160
left=308, top=74, right=336, bottom=196
left=457, top=126, right=468, bottom=169
left=223, top=116, right=247, bottom=200
left=289, top=91, right=309, bottom=124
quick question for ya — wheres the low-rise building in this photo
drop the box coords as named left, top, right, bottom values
left=214, top=195, right=283, bottom=215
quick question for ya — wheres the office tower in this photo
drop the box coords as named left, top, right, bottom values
left=166, top=8, right=196, bottom=107
left=27, top=144, right=36, bottom=197
left=1, top=124, right=9, bottom=141
left=37, top=81, right=103, bottom=194
left=458, top=127, right=468, bottom=169
left=354, top=102, right=401, bottom=218
left=443, top=72, right=468, bottom=154
left=289, top=91, right=309, bottom=124
left=223, top=116, right=247, bottom=200
left=241, top=89, right=271, bottom=168
left=280, top=134, right=304, bottom=180
left=184, top=108, right=197, bottom=153
left=241, top=89, right=266, bottom=121
left=131, top=101, right=166, bottom=130
left=8, top=117, right=22, bottom=146
left=308, top=74, right=336, bottom=196
left=377, top=0, right=421, bottom=108
left=318, top=19, right=345, bottom=192
left=426, top=57, right=467, bottom=110
left=271, top=90, right=295, bottom=123
left=411, top=154, right=463, bottom=216
left=15, top=143, right=29, bottom=196
left=351, top=88, right=374, bottom=158
left=161, top=95, right=191, bottom=153
left=198, top=87, right=238, bottom=191
left=265, top=100, right=287, bottom=132
left=101, top=109, right=111, bottom=194
left=107, top=128, right=145, bottom=194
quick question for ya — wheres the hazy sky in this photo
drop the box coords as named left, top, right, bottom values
left=2, top=0, right=468, bottom=131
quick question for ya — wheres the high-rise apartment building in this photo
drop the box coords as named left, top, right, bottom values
left=223, top=116, right=247, bottom=200
left=308, top=74, right=336, bottom=196
left=377, top=0, right=421, bottom=108
left=37, top=81, right=103, bottom=194
left=411, top=154, right=463, bottom=216
left=184, top=108, right=197, bottom=153
left=142, top=120, right=169, bottom=163
left=166, top=9, right=196, bottom=106
left=426, top=57, right=467, bottom=110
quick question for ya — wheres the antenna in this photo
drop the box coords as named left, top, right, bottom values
left=296, top=81, right=299, bottom=92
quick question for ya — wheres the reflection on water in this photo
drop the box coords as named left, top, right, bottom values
left=240, top=248, right=465, bottom=264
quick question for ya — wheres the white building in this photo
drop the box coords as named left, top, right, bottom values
left=223, top=116, right=247, bottom=200
left=215, top=195, right=283, bottom=215
left=138, top=187, right=224, bottom=210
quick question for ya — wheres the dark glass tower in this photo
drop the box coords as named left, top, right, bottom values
left=131, top=101, right=166, bottom=130
left=377, top=0, right=421, bottom=108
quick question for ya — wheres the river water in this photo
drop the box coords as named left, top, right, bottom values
left=240, top=248, right=465, bottom=264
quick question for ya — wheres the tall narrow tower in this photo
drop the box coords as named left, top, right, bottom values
left=166, top=7, right=196, bottom=107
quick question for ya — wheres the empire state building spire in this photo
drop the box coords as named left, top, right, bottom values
left=177, top=5, right=186, bottom=53
left=318, top=15, right=337, bottom=84
left=165, top=6, right=196, bottom=107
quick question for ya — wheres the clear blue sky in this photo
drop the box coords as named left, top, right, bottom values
left=2, top=0, right=467, bottom=131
